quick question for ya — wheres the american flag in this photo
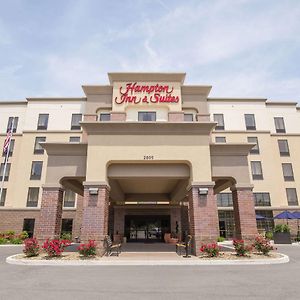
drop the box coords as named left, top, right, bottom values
left=3, top=128, right=12, bottom=157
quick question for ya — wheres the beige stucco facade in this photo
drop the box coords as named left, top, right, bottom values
left=0, top=72, right=299, bottom=245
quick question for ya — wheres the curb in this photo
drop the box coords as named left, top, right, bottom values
left=6, top=253, right=289, bottom=266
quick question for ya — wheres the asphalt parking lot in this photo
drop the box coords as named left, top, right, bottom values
left=0, top=245, right=299, bottom=300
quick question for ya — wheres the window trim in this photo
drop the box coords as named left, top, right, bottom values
left=138, top=111, right=157, bottom=122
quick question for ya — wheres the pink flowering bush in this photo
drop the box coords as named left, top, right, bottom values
left=252, top=235, right=275, bottom=255
left=78, top=240, right=97, bottom=257
left=42, top=239, right=71, bottom=257
left=200, top=243, right=220, bottom=257
left=233, top=239, right=252, bottom=256
left=23, top=238, right=40, bottom=257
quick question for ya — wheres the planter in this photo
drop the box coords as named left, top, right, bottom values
left=273, top=232, right=291, bottom=244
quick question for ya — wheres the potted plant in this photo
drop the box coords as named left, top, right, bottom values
left=273, top=224, right=291, bottom=244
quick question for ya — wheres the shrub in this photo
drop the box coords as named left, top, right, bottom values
left=23, top=238, right=40, bottom=257
left=252, top=235, right=274, bottom=255
left=265, top=231, right=273, bottom=240
left=217, top=236, right=225, bottom=242
left=274, top=224, right=290, bottom=233
left=60, top=232, right=72, bottom=241
left=78, top=240, right=97, bottom=257
left=233, top=239, right=252, bottom=257
left=0, top=237, right=8, bottom=244
left=19, top=231, right=29, bottom=240
left=42, top=239, right=71, bottom=257
left=10, top=238, right=23, bottom=244
left=200, top=243, right=220, bottom=257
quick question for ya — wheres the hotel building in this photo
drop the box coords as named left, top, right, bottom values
left=0, top=72, right=299, bottom=254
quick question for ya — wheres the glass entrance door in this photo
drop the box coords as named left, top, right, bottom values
left=125, top=215, right=170, bottom=242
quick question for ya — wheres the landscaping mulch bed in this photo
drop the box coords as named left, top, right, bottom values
left=14, top=253, right=102, bottom=260
left=198, top=251, right=280, bottom=260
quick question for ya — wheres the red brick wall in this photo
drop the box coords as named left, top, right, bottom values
left=232, top=188, right=258, bottom=240
left=188, top=186, right=219, bottom=255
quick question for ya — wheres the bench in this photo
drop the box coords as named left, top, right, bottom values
left=176, top=235, right=192, bottom=256
left=104, top=235, right=122, bottom=256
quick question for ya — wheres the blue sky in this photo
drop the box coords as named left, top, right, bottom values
left=0, top=0, right=300, bottom=101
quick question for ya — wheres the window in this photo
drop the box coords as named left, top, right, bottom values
left=26, top=188, right=39, bottom=207
left=37, top=114, right=49, bottom=130
left=138, top=112, right=156, bottom=122
left=61, top=219, right=73, bottom=234
left=213, top=114, right=225, bottom=130
left=23, top=219, right=35, bottom=238
left=0, top=188, right=7, bottom=206
left=255, top=210, right=274, bottom=233
left=30, top=161, right=43, bottom=180
left=274, top=117, right=286, bottom=133
left=184, top=113, right=193, bottom=122
left=71, top=114, right=82, bottom=130
left=217, top=193, right=233, bottom=207
left=278, top=140, right=289, bottom=156
left=286, top=188, right=298, bottom=206
left=69, top=136, right=80, bottom=143
left=282, top=163, right=294, bottom=181
left=0, top=163, right=11, bottom=181
left=247, top=137, right=259, bottom=154
left=2, top=139, right=15, bottom=157
left=99, top=113, right=111, bottom=121
left=215, top=137, right=226, bottom=143
left=245, top=114, right=256, bottom=130
left=251, top=161, right=263, bottom=180
left=34, top=137, right=46, bottom=154
left=254, top=193, right=271, bottom=206
left=63, top=189, right=76, bottom=207
left=6, top=117, right=18, bottom=133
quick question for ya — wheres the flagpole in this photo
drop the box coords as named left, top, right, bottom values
left=0, top=117, right=14, bottom=203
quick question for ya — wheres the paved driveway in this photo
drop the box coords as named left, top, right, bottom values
left=0, top=245, right=299, bottom=300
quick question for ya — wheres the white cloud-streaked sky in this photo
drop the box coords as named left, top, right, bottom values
left=0, top=0, right=300, bottom=101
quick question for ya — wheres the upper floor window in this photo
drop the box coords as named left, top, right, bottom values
left=245, top=114, right=256, bottom=130
left=37, top=114, right=49, bottom=130
left=69, top=136, right=80, bottom=143
left=34, top=137, right=46, bottom=154
left=215, top=137, right=226, bottom=143
left=71, top=114, right=82, bottom=130
left=7, top=117, right=18, bottom=133
left=26, top=187, right=39, bottom=207
left=213, top=114, right=224, bottom=130
left=247, top=137, right=259, bottom=154
left=0, top=188, right=7, bottom=206
left=217, top=193, right=233, bottom=207
left=2, top=139, right=15, bottom=157
left=0, top=163, right=11, bottom=181
left=184, top=113, right=193, bottom=122
left=63, top=189, right=76, bottom=207
left=251, top=161, right=263, bottom=180
left=138, top=112, right=156, bottom=122
left=254, top=193, right=271, bottom=206
left=282, top=163, right=294, bottom=181
left=278, top=140, right=290, bottom=156
left=99, top=113, right=111, bottom=121
left=274, top=117, right=286, bottom=133
left=30, top=161, right=43, bottom=180
left=286, top=188, right=298, bottom=206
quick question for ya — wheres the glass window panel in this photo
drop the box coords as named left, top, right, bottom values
left=37, top=114, right=49, bottom=130
left=213, top=114, right=225, bottom=130
left=71, top=114, right=82, bottom=130
left=247, top=137, right=259, bottom=154
left=64, top=190, right=76, bottom=207
left=23, top=219, right=35, bottom=238
left=274, top=117, right=286, bottom=133
left=26, top=188, right=39, bottom=207
left=215, top=137, right=226, bottom=143
left=0, top=188, right=7, bottom=206
left=286, top=188, right=298, bottom=206
left=0, top=163, right=11, bottom=181
left=34, top=137, right=46, bottom=154
left=2, top=139, right=15, bottom=157
left=138, top=112, right=156, bottom=121
left=245, top=114, right=256, bottom=130
left=251, top=161, right=263, bottom=180
left=30, top=161, right=43, bottom=180
left=278, top=140, right=289, bottom=156
left=69, top=136, right=80, bottom=143
left=7, top=117, right=18, bottom=133
left=282, top=163, right=294, bottom=181
left=184, top=114, right=193, bottom=122
left=99, top=113, right=111, bottom=121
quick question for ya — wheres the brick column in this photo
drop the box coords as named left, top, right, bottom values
left=170, top=206, right=181, bottom=239
left=72, top=194, right=84, bottom=239
left=35, top=187, right=64, bottom=242
left=188, top=184, right=219, bottom=255
left=80, top=184, right=110, bottom=253
left=231, top=186, right=258, bottom=240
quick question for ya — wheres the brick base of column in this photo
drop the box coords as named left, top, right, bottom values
left=80, top=185, right=109, bottom=255
left=72, top=194, right=84, bottom=239
left=232, top=187, right=258, bottom=241
left=188, top=186, right=219, bottom=255
left=35, top=187, right=64, bottom=243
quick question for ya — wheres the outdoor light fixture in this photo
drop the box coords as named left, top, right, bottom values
left=198, top=188, right=208, bottom=195
left=89, top=188, right=99, bottom=195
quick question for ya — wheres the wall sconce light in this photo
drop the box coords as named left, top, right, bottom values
left=89, top=188, right=99, bottom=195
left=198, top=188, right=208, bottom=195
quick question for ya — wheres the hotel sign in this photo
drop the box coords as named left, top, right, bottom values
left=114, top=82, right=180, bottom=105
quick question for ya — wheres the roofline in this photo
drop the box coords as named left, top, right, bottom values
left=207, top=98, right=267, bottom=102
left=266, top=101, right=298, bottom=106
left=0, top=101, right=27, bottom=105
left=26, top=97, right=86, bottom=101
